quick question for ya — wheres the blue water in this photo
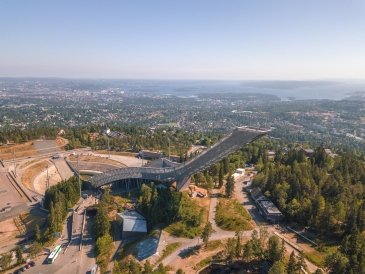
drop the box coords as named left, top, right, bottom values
left=114, top=79, right=365, bottom=100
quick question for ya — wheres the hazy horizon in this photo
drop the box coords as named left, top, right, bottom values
left=2, top=77, right=365, bottom=100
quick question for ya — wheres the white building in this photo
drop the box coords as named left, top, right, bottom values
left=116, top=210, right=147, bottom=240
left=235, top=168, right=245, bottom=175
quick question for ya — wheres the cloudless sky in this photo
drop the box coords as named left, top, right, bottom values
left=1, top=0, right=365, bottom=80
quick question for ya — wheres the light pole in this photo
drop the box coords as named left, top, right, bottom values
left=168, top=137, right=171, bottom=161
left=77, top=154, right=81, bottom=198
left=12, top=149, right=16, bottom=176
left=107, top=136, right=110, bottom=159
left=163, top=130, right=171, bottom=161
left=141, top=150, right=144, bottom=167
left=46, top=164, right=49, bottom=190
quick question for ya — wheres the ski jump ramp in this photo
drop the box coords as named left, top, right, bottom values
left=90, top=126, right=269, bottom=191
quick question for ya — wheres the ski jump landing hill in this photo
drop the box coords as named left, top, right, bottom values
left=89, top=126, right=269, bottom=191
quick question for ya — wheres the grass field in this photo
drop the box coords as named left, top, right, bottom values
left=0, top=142, right=38, bottom=160
left=304, top=245, right=338, bottom=268
left=21, top=160, right=48, bottom=189
left=204, top=240, right=223, bottom=252
left=166, top=220, right=204, bottom=239
left=304, top=250, right=326, bottom=267
left=194, top=257, right=213, bottom=271
left=215, top=198, right=253, bottom=231
left=69, top=154, right=126, bottom=167
left=157, top=242, right=181, bottom=264
left=166, top=195, right=209, bottom=238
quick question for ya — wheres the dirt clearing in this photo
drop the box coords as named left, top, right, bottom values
left=56, top=137, right=68, bottom=148
left=69, top=154, right=126, bottom=167
left=0, top=142, right=38, bottom=160
left=21, top=160, right=48, bottom=189
left=33, top=164, right=62, bottom=194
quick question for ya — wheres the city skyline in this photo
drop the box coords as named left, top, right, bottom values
left=1, top=0, right=365, bottom=80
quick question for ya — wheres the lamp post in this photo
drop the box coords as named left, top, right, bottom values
left=168, top=137, right=171, bottom=161
left=12, top=149, right=16, bottom=176
left=77, top=154, right=81, bottom=198
left=46, top=164, right=49, bottom=190
left=162, top=130, right=171, bottom=161
left=107, top=136, right=110, bottom=159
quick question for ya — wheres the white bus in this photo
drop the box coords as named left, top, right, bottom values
left=47, top=245, right=62, bottom=264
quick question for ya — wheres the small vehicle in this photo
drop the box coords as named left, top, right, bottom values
left=25, top=264, right=30, bottom=269
left=52, top=154, right=60, bottom=159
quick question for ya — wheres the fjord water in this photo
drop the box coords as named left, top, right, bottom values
left=108, top=79, right=365, bottom=100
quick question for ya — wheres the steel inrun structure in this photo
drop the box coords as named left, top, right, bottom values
left=90, top=126, right=269, bottom=191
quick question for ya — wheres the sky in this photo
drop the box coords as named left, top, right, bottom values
left=1, top=0, right=365, bottom=80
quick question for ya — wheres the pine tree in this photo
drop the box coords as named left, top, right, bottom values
left=143, top=260, right=153, bottom=274
left=243, top=241, right=254, bottom=262
left=287, top=251, right=297, bottom=274
left=201, top=222, right=213, bottom=247
left=15, top=246, right=25, bottom=264
left=267, top=235, right=284, bottom=263
left=223, top=158, right=229, bottom=174
left=268, top=261, right=286, bottom=274
left=235, top=231, right=242, bottom=258
left=225, top=173, right=234, bottom=198
left=94, top=204, right=111, bottom=238
left=34, top=224, right=41, bottom=243
left=218, top=164, right=224, bottom=188
left=296, top=252, right=307, bottom=273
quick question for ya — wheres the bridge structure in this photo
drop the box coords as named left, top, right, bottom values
left=89, top=126, right=269, bottom=191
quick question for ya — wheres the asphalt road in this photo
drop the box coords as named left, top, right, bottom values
left=25, top=198, right=96, bottom=274
left=53, top=158, right=74, bottom=181
left=0, top=162, right=30, bottom=222
left=33, top=140, right=60, bottom=155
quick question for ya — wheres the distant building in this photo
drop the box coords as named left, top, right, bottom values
left=107, top=131, right=123, bottom=138
left=324, top=149, right=338, bottom=158
left=6, top=140, right=15, bottom=145
left=235, top=168, right=245, bottom=175
left=267, top=151, right=276, bottom=159
left=250, top=188, right=283, bottom=223
left=101, top=124, right=111, bottom=135
left=116, top=210, right=147, bottom=240
left=139, top=150, right=163, bottom=160
left=301, top=148, right=314, bottom=157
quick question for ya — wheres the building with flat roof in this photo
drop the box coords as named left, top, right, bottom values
left=257, top=200, right=283, bottom=223
left=116, top=210, right=147, bottom=240
left=250, top=188, right=283, bottom=223
left=235, top=168, right=245, bottom=175
left=301, top=148, right=314, bottom=157
left=139, top=150, right=163, bottom=160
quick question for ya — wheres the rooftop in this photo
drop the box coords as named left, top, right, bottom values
left=117, top=210, right=147, bottom=233
left=259, top=200, right=282, bottom=215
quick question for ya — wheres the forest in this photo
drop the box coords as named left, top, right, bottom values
left=43, top=176, right=80, bottom=235
left=246, top=144, right=365, bottom=274
left=138, top=183, right=205, bottom=238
